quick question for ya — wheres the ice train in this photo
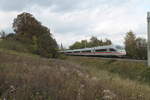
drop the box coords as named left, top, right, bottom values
left=61, top=45, right=126, bottom=57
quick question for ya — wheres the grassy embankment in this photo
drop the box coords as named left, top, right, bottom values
left=67, top=56, right=150, bottom=83
left=0, top=49, right=103, bottom=100
left=67, top=56, right=150, bottom=99
left=1, top=47, right=150, bottom=99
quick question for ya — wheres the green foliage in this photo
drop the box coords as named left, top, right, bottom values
left=136, top=37, right=147, bottom=59
left=89, top=36, right=100, bottom=47
left=37, top=33, right=58, bottom=58
left=141, top=68, right=150, bottom=82
left=0, top=40, right=29, bottom=53
left=124, top=31, right=147, bottom=59
left=124, top=31, right=137, bottom=58
left=0, top=31, right=6, bottom=40
left=70, top=41, right=84, bottom=49
left=5, top=33, right=16, bottom=40
left=69, top=36, right=112, bottom=49
left=58, top=54, right=68, bottom=60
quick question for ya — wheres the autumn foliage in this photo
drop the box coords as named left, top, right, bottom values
left=1, top=12, right=58, bottom=58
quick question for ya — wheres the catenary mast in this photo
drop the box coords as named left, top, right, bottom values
left=147, top=12, right=150, bottom=66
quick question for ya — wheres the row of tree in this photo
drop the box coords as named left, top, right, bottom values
left=68, top=31, right=147, bottom=59
left=69, top=36, right=112, bottom=49
left=0, top=12, right=58, bottom=58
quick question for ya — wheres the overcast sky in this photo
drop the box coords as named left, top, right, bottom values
left=0, top=0, right=149, bottom=48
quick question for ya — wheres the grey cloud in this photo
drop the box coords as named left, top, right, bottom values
left=0, top=0, right=30, bottom=11
left=0, top=0, right=129, bottom=12
left=0, top=0, right=86, bottom=11
left=0, top=0, right=148, bottom=48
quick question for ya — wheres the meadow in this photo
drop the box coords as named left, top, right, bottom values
left=0, top=50, right=150, bottom=99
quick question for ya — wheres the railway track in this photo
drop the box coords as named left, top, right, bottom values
left=73, top=56, right=147, bottom=62
left=97, top=57, right=146, bottom=62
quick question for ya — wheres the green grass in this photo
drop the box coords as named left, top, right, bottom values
left=0, top=48, right=39, bottom=58
left=0, top=40, right=30, bottom=53
left=67, top=56, right=149, bottom=83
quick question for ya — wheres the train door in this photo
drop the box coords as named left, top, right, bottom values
left=106, top=48, right=110, bottom=56
left=93, top=48, right=95, bottom=55
left=90, top=48, right=93, bottom=55
left=107, top=48, right=109, bottom=52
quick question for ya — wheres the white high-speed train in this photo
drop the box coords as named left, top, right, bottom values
left=61, top=45, right=126, bottom=57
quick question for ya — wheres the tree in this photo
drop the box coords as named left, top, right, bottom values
left=69, top=40, right=89, bottom=49
left=69, top=36, right=112, bottom=49
left=12, top=12, right=58, bottom=58
left=103, top=39, right=112, bottom=45
left=0, top=31, right=6, bottom=40
left=136, top=37, right=147, bottom=59
left=69, top=42, right=83, bottom=49
left=81, top=40, right=88, bottom=48
left=13, top=12, right=42, bottom=43
left=89, top=36, right=99, bottom=47
left=99, top=39, right=103, bottom=46
left=37, top=33, right=58, bottom=58
left=124, top=31, right=147, bottom=59
left=124, top=31, right=138, bottom=58
left=5, top=33, right=16, bottom=40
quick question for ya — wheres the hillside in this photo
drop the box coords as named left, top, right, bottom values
left=0, top=50, right=150, bottom=100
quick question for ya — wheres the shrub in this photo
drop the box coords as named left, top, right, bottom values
left=0, top=40, right=30, bottom=53
left=58, top=54, right=68, bottom=60
left=141, top=67, right=150, bottom=83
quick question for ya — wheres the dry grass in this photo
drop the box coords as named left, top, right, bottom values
left=67, top=56, right=150, bottom=100
left=67, top=56, right=148, bottom=81
left=0, top=50, right=116, bottom=100
left=1, top=50, right=150, bottom=100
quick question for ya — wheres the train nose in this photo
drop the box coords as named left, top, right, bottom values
left=118, top=50, right=126, bottom=55
left=120, top=50, right=126, bottom=55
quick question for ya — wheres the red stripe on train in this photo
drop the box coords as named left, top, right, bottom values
left=66, top=52, right=113, bottom=54
left=95, top=52, right=112, bottom=53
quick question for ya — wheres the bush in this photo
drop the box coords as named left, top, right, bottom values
left=141, top=68, right=150, bottom=83
left=0, top=40, right=30, bottom=53
left=58, top=54, right=68, bottom=60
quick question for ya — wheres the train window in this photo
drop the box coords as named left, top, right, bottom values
left=82, top=50, right=91, bottom=53
left=116, top=46, right=123, bottom=50
left=66, top=52, right=72, bottom=53
left=95, top=49, right=107, bottom=52
left=74, top=51, right=80, bottom=53
left=109, top=48, right=116, bottom=51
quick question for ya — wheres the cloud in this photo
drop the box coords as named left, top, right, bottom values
left=0, top=0, right=86, bottom=12
left=0, top=0, right=130, bottom=12
left=0, top=11, right=18, bottom=32
left=0, top=0, right=149, bottom=48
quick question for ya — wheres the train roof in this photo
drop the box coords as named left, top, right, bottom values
left=61, top=45, right=125, bottom=52
left=63, top=45, right=116, bottom=52
left=94, top=45, right=114, bottom=49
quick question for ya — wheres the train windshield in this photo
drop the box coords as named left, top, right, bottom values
left=116, top=45, right=124, bottom=50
